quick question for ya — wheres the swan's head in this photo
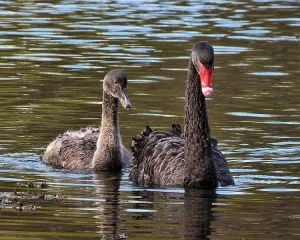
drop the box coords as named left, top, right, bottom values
left=103, top=70, right=131, bottom=109
left=191, top=41, right=214, bottom=97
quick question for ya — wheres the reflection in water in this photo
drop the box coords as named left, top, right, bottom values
left=0, top=0, right=299, bottom=239
left=127, top=187, right=216, bottom=240
left=184, top=189, right=215, bottom=240
left=92, top=172, right=125, bottom=240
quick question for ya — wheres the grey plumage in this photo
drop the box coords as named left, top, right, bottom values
left=130, top=42, right=234, bottom=188
left=41, top=70, right=131, bottom=170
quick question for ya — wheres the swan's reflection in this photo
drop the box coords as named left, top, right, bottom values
left=129, top=187, right=216, bottom=239
left=184, top=189, right=216, bottom=240
left=92, top=172, right=125, bottom=240
left=90, top=172, right=216, bottom=240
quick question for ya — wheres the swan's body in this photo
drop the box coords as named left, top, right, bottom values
left=130, top=42, right=234, bottom=188
left=42, top=70, right=131, bottom=170
left=130, top=125, right=233, bottom=187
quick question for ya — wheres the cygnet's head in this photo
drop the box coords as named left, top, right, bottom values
left=103, top=70, right=131, bottom=109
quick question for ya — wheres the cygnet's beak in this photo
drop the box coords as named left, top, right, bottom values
left=120, top=93, right=131, bottom=110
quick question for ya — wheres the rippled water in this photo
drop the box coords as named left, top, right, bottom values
left=0, top=0, right=299, bottom=239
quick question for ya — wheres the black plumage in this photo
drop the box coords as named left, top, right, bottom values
left=129, top=42, right=234, bottom=188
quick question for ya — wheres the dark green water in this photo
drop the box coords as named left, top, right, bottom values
left=0, top=0, right=299, bottom=239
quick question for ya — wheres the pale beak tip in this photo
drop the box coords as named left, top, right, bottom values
left=125, top=103, right=131, bottom=110
left=202, top=87, right=213, bottom=97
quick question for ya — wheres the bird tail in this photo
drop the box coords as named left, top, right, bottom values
left=131, top=125, right=153, bottom=166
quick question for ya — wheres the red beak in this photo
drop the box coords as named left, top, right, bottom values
left=199, top=62, right=213, bottom=97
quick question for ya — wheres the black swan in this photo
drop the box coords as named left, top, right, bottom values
left=130, top=41, right=234, bottom=188
left=42, top=70, right=131, bottom=170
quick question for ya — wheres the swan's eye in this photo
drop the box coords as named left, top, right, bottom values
left=113, top=81, right=118, bottom=85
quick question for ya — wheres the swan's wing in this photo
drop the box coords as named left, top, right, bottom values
left=170, top=123, right=182, bottom=137
left=211, top=145, right=235, bottom=186
left=42, top=127, right=99, bottom=169
left=130, top=125, right=185, bottom=186
left=130, top=125, right=235, bottom=187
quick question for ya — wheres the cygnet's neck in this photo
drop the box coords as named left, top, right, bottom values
left=102, top=91, right=120, bottom=131
left=92, top=91, right=122, bottom=170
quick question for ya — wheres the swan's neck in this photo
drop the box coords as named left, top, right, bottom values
left=92, top=91, right=122, bottom=170
left=102, top=91, right=120, bottom=131
left=183, top=58, right=217, bottom=188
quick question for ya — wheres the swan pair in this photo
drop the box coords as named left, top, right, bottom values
left=42, top=41, right=235, bottom=189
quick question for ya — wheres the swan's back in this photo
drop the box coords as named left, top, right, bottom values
left=130, top=125, right=234, bottom=187
left=130, top=125, right=185, bottom=186
left=42, top=127, right=99, bottom=169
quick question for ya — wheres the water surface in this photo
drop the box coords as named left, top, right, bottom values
left=0, top=0, right=299, bottom=239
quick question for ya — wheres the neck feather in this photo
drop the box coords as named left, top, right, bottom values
left=102, top=91, right=119, bottom=130
left=92, top=91, right=122, bottom=170
left=184, top=58, right=217, bottom=188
